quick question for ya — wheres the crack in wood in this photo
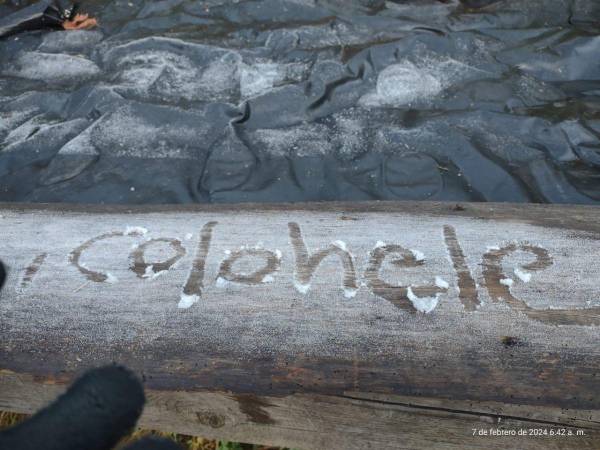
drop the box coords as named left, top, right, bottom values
left=339, top=395, right=598, bottom=430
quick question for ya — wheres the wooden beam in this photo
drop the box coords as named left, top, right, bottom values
left=0, top=201, right=599, bottom=448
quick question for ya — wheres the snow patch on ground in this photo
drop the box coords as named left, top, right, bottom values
left=500, top=278, right=514, bottom=287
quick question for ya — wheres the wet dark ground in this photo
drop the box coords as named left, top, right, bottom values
left=1, top=0, right=600, bottom=204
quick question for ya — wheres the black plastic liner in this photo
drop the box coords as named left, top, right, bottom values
left=0, top=0, right=76, bottom=39
left=1, top=0, right=599, bottom=204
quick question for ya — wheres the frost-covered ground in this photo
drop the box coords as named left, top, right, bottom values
left=1, top=0, right=600, bottom=204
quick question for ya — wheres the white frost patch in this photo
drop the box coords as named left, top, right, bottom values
left=4, top=52, right=100, bottom=83
left=215, top=277, right=229, bottom=288
left=125, top=226, right=148, bottom=236
left=407, top=286, right=438, bottom=314
left=0, top=108, right=37, bottom=136
left=178, top=294, right=199, bottom=309
left=262, top=274, right=274, bottom=283
left=141, top=265, right=167, bottom=280
left=487, top=245, right=500, bottom=252
left=109, top=47, right=241, bottom=103
left=360, top=62, right=442, bottom=107
left=252, top=124, right=332, bottom=157
left=224, top=249, right=231, bottom=255
left=500, top=278, right=514, bottom=287
left=375, top=240, right=386, bottom=248
left=89, top=106, right=201, bottom=160
left=39, top=30, right=104, bottom=53
left=344, top=288, right=358, bottom=299
left=359, top=58, right=490, bottom=108
left=410, top=249, right=425, bottom=262
left=275, top=249, right=282, bottom=259
left=514, top=268, right=532, bottom=283
left=240, top=62, right=283, bottom=99
left=435, top=276, right=449, bottom=289
left=185, top=233, right=193, bottom=240
left=4, top=114, right=52, bottom=147
left=151, top=270, right=167, bottom=280
left=105, top=273, right=118, bottom=284
left=332, top=240, right=348, bottom=251
left=294, top=279, right=311, bottom=294
left=55, top=127, right=99, bottom=156
left=142, top=265, right=154, bottom=278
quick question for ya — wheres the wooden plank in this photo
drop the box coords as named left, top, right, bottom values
left=0, top=201, right=599, bottom=448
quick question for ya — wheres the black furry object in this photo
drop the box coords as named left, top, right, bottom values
left=0, top=260, right=5, bottom=292
left=0, top=0, right=77, bottom=39
left=0, top=366, right=146, bottom=450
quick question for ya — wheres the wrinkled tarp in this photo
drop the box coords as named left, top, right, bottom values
left=0, top=0, right=77, bottom=39
left=1, top=0, right=599, bottom=204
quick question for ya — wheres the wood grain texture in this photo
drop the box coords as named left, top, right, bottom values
left=0, top=201, right=599, bottom=448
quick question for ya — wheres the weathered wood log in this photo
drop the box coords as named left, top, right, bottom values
left=0, top=201, right=599, bottom=449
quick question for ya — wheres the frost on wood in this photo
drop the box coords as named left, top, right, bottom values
left=514, top=268, right=532, bottom=283
left=125, top=226, right=149, bottom=236
left=0, top=205, right=599, bottom=363
left=178, top=294, right=199, bottom=309
left=407, top=286, right=439, bottom=314
left=435, top=276, right=449, bottom=290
